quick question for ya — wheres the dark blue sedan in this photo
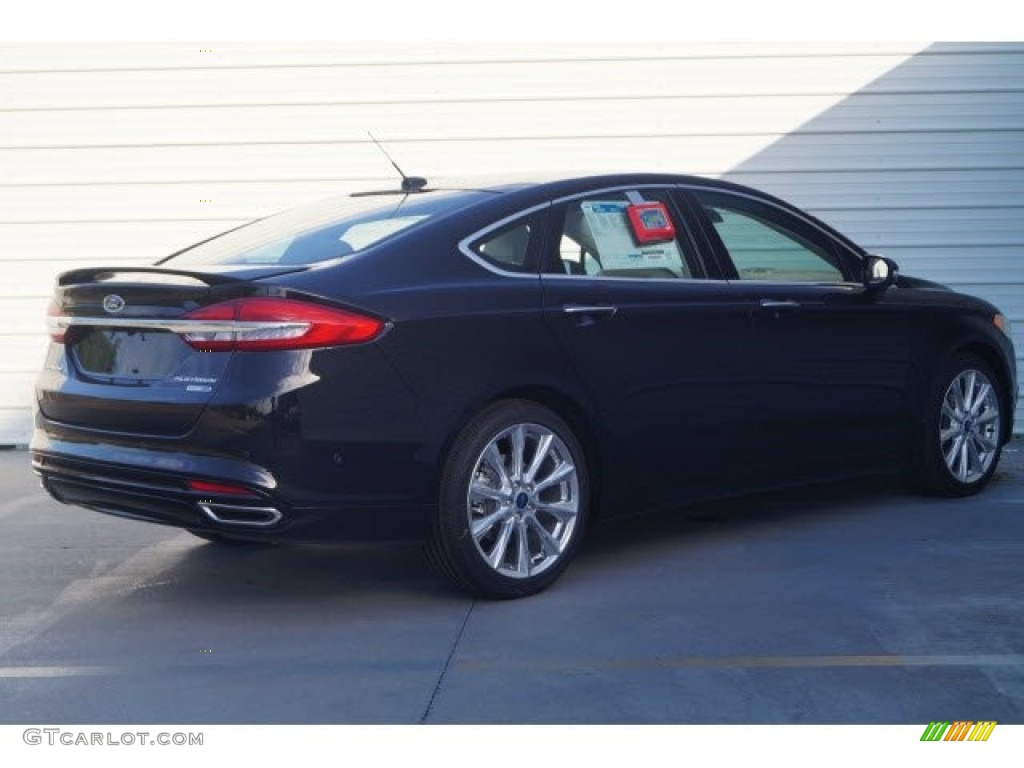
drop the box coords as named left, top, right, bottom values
left=32, top=174, right=1018, bottom=597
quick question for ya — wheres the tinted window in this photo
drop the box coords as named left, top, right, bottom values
left=547, top=190, right=698, bottom=279
left=695, top=191, right=847, bottom=283
left=472, top=218, right=536, bottom=273
left=164, top=190, right=491, bottom=267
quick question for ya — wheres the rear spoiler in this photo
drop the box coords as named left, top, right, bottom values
left=57, top=264, right=310, bottom=288
left=58, top=267, right=243, bottom=288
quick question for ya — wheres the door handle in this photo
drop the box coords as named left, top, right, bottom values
left=562, top=304, right=618, bottom=325
left=563, top=304, right=618, bottom=318
left=759, top=299, right=801, bottom=310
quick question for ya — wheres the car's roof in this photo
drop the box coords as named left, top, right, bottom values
left=411, top=173, right=865, bottom=257
left=426, top=172, right=747, bottom=197
left=416, top=173, right=822, bottom=219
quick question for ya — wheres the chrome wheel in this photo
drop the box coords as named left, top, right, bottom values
left=467, top=423, right=580, bottom=579
left=429, top=400, right=588, bottom=597
left=939, top=368, right=1001, bottom=484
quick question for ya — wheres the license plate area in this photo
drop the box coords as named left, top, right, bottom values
left=71, top=327, right=193, bottom=384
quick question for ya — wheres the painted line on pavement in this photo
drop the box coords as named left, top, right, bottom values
left=0, top=666, right=112, bottom=678
left=457, top=653, right=1024, bottom=672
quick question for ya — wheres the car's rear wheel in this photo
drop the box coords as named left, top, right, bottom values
left=427, top=400, right=589, bottom=598
left=917, top=352, right=1005, bottom=496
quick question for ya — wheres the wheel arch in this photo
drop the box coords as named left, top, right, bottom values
left=949, top=339, right=1016, bottom=445
left=439, top=385, right=605, bottom=521
left=427, top=388, right=599, bottom=597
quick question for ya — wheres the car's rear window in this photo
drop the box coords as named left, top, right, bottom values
left=162, top=190, right=490, bottom=267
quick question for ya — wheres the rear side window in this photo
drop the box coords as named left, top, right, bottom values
left=164, top=190, right=490, bottom=267
left=546, top=190, right=699, bottom=279
left=469, top=217, right=538, bottom=273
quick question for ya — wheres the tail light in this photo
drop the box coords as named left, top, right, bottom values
left=180, top=297, right=385, bottom=351
left=187, top=479, right=256, bottom=497
left=46, top=299, right=66, bottom=343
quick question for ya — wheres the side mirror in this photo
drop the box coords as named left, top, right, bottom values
left=864, top=254, right=898, bottom=292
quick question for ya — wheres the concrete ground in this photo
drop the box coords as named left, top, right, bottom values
left=0, top=444, right=1022, bottom=724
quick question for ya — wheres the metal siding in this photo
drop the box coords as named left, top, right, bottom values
left=0, top=43, right=1021, bottom=443
left=721, top=44, right=1024, bottom=435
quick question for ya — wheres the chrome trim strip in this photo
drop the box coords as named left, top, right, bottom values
left=563, top=304, right=618, bottom=316
left=50, top=316, right=308, bottom=334
left=457, top=200, right=551, bottom=278
left=199, top=503, right=283, bottom=527
left=734, top=279, right=860, bottom=288
left=455, top=180, right=865, bottom=282
left=540, top=273, right=730, bottom=285
left=457, top=185, right=675, bottom=279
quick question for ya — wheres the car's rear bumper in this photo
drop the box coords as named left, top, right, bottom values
left=31, top=441, right=431, bottom=541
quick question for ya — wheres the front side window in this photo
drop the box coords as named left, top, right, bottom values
left=694, top=191, right=848, bottom=283
left=546, top=190, right=698, bottom=279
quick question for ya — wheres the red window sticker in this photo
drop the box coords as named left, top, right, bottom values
left=626, top=202, right=676, bottom=243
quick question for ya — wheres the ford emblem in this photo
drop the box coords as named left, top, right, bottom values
left=102, top=294, right=126, bottom=314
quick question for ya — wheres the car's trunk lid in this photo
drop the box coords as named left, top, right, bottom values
left=38, top=265, right=307, bottom=436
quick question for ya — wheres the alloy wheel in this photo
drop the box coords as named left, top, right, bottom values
left=939, top=368, right=1001, bottom=484
left=466, top=423, right=580, bottom=579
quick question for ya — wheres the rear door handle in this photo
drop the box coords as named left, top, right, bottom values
left=562, top=304, right=618, bottom=326
left=563, top=304, right=618, bottom=318
left=759, top=299, right=801, bottom=310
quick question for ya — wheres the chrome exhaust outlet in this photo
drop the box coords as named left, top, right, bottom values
left=199, top=503, right=282, bottom=527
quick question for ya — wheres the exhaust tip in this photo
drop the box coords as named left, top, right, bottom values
left=199, top=503, right=282, bottom=527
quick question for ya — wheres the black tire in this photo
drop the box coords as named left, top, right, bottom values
left=426, top=399, right=589, bottom=599
left=915, top=352, right=1006, bottom=496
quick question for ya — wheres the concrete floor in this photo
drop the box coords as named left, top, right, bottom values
left=1, top=444, right=1022, bottom=723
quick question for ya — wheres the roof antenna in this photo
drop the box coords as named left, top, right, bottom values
left=368, top=132, right=428, bottom=194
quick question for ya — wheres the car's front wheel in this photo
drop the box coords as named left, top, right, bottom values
left=917, top=352, right=1005, bottom=496
left=427, top=400, right=589, bottom=598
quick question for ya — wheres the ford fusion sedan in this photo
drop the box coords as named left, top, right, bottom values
left=32, top=174, right=1017, bottom=597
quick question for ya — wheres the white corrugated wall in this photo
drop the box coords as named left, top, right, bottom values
left=1, top=42, right=1021, bottom=443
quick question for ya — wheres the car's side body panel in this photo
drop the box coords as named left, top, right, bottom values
left=29, top=173, right=1017, bottom=555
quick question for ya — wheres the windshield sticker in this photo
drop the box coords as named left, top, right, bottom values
left=581, top=201, right=684, bottom=274
left=626, top=202, right=676, bottom=243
